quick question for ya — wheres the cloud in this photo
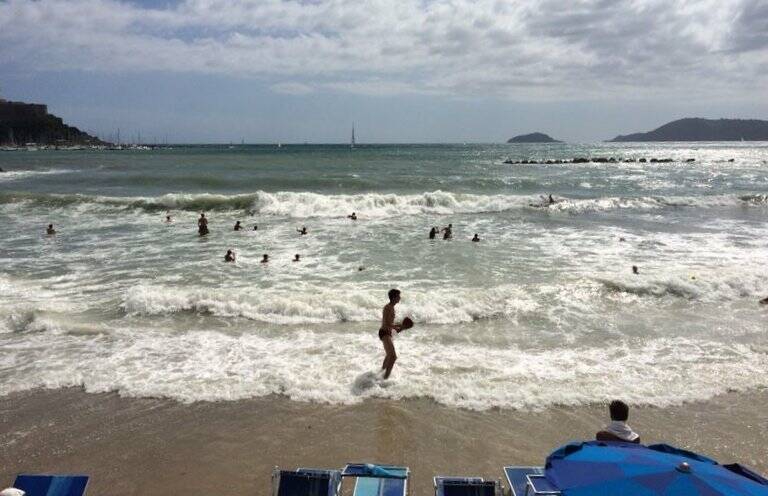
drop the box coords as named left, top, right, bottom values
left=0, top=0, right=766, bottom=101
left=270, top=82, right=315, bottom=95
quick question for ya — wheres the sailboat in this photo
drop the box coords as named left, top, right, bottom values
left=351, top=123, right=355, bottom=149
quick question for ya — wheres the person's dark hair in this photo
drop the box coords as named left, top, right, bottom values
left=388, top=288, right=401, bottom=302
left=609, top=400, right=629, bottom=421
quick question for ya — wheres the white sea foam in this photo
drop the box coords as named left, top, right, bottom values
left=1, top=325, right=766, bottom=410
left=0, top=168, right=76, bottom=182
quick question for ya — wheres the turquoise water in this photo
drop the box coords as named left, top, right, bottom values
left=1, top=143, right=767, bottom=409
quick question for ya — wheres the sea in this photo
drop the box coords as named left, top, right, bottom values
left=1, top=143, right=767, bottom=411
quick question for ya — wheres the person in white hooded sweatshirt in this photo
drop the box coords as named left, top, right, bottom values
left=596, top=400, right=641, bottom=444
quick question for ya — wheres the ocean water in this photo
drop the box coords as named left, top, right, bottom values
left=1, top=143, right=767, bottom=410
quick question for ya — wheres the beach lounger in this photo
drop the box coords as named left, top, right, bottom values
left=342, top=463, right=410, bottom=496
left=271, top=467, right=342, bottom=496
left=433, top=476, right=502, bottom=496
left=503, top=466, right=559, bottom=496
left=11, top=475, right=89, bottom=496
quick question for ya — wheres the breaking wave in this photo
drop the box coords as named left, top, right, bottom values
left=121, top=284, right=537, bottom=325
left=0, top=168, right=77, bottom=182
left=1, top=190, right=766, bottom=217
left=596, top=270, right=766, bottom=302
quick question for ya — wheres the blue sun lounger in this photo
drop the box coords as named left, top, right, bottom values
left=342, top=463, right=409, bottom=496
left=12, top=475, right=89, bottom=496
left=271, top=467, right=342, bottom=496
left=433, top=476, right=503, bottom=496
left=503, top=466, right=559, bottom=496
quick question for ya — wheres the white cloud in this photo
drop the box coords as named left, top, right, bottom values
left=270, top=81, right=314, bottom=95
left=0, top=0, right=765, bottom=101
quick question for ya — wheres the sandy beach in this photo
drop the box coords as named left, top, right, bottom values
left=1, top=388, right=766, bottom=495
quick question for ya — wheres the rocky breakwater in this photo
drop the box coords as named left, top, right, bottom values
left=503, top=156, right=688, bottom=165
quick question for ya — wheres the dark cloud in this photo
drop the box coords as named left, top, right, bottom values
left=728, top=0, right=768, bottom=52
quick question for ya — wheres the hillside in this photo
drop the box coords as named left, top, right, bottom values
left=0, top=99, right=105, bottom=145
left=610, top=118, right=768, bottom=142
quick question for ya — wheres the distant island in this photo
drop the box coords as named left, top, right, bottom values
left=609, top=118, right=768, bottom=142
left=507, top=132, right=562, bottom=143
left=0, top=99, right=105, bottom=146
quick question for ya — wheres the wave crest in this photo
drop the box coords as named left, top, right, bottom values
left=2, top=190, right=766, bottom=217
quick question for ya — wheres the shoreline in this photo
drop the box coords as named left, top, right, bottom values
left=1, top=387, right=766, bottom=495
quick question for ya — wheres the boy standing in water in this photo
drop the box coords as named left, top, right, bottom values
left=379, top=289, right=403, bottom=379
left=198, top=213, right=209, bottom=236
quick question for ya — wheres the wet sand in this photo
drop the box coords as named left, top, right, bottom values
left=1, top=388, right=766, bottom=495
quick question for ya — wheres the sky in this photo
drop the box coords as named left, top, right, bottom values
left=1, top=0, right=767, bottom=143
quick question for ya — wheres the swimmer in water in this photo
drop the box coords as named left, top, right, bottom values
left=198, top=213, right=209, bottom=236
left=224, top=250, right=236, bottom=263
left=379, top=288, right=404, bottom=379
left=632, top=265, right=639, bottom=275
left=293, top=254, right=301, bottom=262
left=348, top=212, right=358, bottom=220
left=46, top=224, right=56, bottom=235
left=429, top=227, right=437, bottom=239
left=442, top=223, right=453, bottom=240
left=548, top=194, right=555, bottom=205
left=261, top=254, right=269, bottom=264
left=471, top=233, right=480, bottom=242
left=165, top=215, right=172, bottom=223
left=253, top=225, right=258, bottom=231
left=234, top=221, right=242, bottom=231
left=297, top=226, right=308, bottom=235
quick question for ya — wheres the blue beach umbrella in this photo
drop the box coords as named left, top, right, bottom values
left=545, top=441, right=768, bottom=496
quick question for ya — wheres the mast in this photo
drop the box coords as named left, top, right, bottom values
left=351, top=122, right=355, bottom=149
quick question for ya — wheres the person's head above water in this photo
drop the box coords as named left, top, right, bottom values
left=48, top=224, right=53, bottom=229
left=388, top=288, right=401, bottom=304
left=472, top=233, right=480, bottom=241
left=632, top=265, right=639, bottom=274
left=261, top=254, right=269, bottom=262
left=293, top=254, right=300, bottom=261
left=609, top=400, right=630, bottom=421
